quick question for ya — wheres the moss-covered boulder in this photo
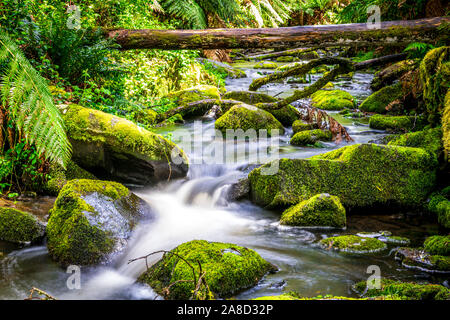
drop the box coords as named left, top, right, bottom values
left=134, top=108, right=158, bottom=127
left=292, top=120, right=318, bottom=133
left=395, top=247, right=450, bottom=273
left=359, top=83, right=403, bottom=114
left=46, top=179, right=154, bottom=266
left=420, top=47, right=450, bottom=125
left=280, top=194, right=346, bottom=228
left=60, top=104, right=188, bottom=186
left=387, top=127, right=443, bottom=158
left=443, top=89, right=450, bottom=162
left=254, top=61, right=278, bottom=69
left=276, top=56, right=295, bottom=63
left=138, top=240, right=275, bottom=300
left=424, top=235, right=450, bottom=256
left=310, top=90, right=355, bottom=111
left=428, top=193, right=450, bottom=228
left=369, top=114, right=423, bottom=133
left=371, top=60, right=417, bottom=91
left=320, top=235, right=387, bottom=254
left=215, top=104, right=285, bottom=137
left=166, top=85, right=220, bottom=106
left=45, top=160, right=97, bottom=196
left=290, top=129, right=332, bottom=146
left=249, top=144, right=436, bottom=209
left=353, top=278, right=449, bottom=300
left=0, top=207, right=45, bottom=243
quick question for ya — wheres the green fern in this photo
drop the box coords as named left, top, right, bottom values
left=404, top=42, right=436, bottom=59
left=0, top=31, right=71, bottom=167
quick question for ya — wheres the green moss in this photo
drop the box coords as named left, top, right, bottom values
left=138, top=240, right=275, bottom=300
left=276, top=56, right=295, bottom=62
left=286, top=75, right=308, bottom=84
left=166, top=85, right=220, bottom=105
left=424, top=235, right=450, bottom=256
left=310, top=90, right=355, bottom=111
left=290, top=129, right=332, bottom=146
left=353, top=278, right=449, bottom=300
left=371, top=59, right=417, bottom=91
left=0, top=207, right=44, bottom=243
left=134, top=109, right=158, bottom=126
left=428, top=193, right=450, bottom=229
left=254, top=61, right=278, bottom=69
left=420, top=47, right=450, bottom=125
left=369, top=114, right=423, bottom=133
left=223, top=91, right=276, bottom=104
left=249, top=144, right=437, bottom=209
left=443, top=89, right=450, bottom=162
left=268, top=105, right=301, bottom=126
left=388, top=127, right=443, bottom=157
left=280, top=194, right=346, bottom=228
left=292, top=120, right=317, bottom=133
left=320, top=235, right=386, bottom=254
left=384, top=236, right=410, bottom=245
left=215, top=104, right=285, bottom=137
left=46, top=179, right=132, bottom=266
left=359, top=83, right=403, bottom=114
left=429, top=255, right=450, bottom=271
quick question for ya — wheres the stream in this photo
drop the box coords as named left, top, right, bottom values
left=0, top=60, right=447, bottom=300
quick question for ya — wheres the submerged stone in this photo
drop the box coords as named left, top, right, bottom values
left=0, top=207, right=45, bottom=243
left=310, top=90, right=355, bottom=111
left=320, top=235, right=387, bottom=254
left=60, top=104, right=189, bottom=186
left=280, top=194, right=346, bottom=228
left=138, top=240, right=276, bottom=299
left=46, top=179, right=154, bottom=266
left=395, top=247, right=450, bottom=274
left=215, top=103, right=285, bottom=137
left=249, top=144, right=436, bottom=209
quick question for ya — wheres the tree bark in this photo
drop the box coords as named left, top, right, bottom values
left=107, top=17, right=449, bottom=50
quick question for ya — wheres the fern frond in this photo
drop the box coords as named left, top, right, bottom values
left=0, top=30, right=71, bottom=167
left=160, top=0, right=207, bottom=29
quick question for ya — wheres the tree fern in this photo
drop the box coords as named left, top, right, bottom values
left=0, top=31, right=71, bottom=167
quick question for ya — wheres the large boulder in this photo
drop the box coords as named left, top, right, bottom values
left=166, top=85, right=221, bottom=105
left=387, top=127, right=443, bottom=158
left=46, top=179, right=154, bottom=266
left=359, top=83, right=403, bottom=114
left=310, top=90, right=355, bottom=111
left=280, top=194, right=346, bottom=228
left=60, top=104, right=188, bottom=186
left=0, top=207, right=45, bottom=243
left=249, top=143, right=437, bottom=209
left=138, top=240, right=276, bottom=299
left=215, top=103, right=285, bottom=137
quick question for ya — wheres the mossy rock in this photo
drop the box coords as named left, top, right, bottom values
left=248, top=143, right=437, bottom=209
left=420, top=47, right=450, bottom=125
left=287, top=75, right=308, bottom=84
left=276, top=62, right=303, bottom=71
left=310, top=90, right=355, bottom=111
left=290, top=129, right=332, bottom=146
left=268, top=105, right=301, bottom=126
left=395, top=247, right=450, bottom=273
left=276, top=56, right=295, bottom=63
left=197, top=58, right=247, bottom=79
left=138, top=240, right=276, bottom=300
left=424, top=235, right=450, bottom=256
left=223, top=91, right=277, bottom=105
left=297, top=51, right=320, bottom=60
left=134, top=109, right=158, bottom=127
left=46, top=179, right=154, bottom=266
left=320, top=235, right=386, bottom=254
left=280, top=194, right=346, bottom=228
left=45, top=160, right=97, bottom=196
left=292, top=120, right=318, bottom=133
left=371, top=59, right=417, bottom=91
left=387, top=127, right=443, bottom=158
left=443, top=89, right=450, bottom=162
left=383, top=236, right=410, bottom=245
left=166, top=85, right=220, bottom=106
left=353, top=278, right=449, bottom=300
left=0, top=207, right=45, bottom=243
left=369, top=114, right=423, bottom=133
left=429, top=194, right=450, bottom=229
left=359, top=83, right=403, bottom=114
left=254, top=61, right=278, bottom=69
left=215, top=103, right=285, bottom=137
left=60, top=104, right=188, bottom=186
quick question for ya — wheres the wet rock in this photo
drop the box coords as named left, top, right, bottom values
left=359, top=83, right=403, bottom=114
left=320, top=235, right=387, bottom=254
left=369, top=114, right=425, bottom=133
left=249, top=144, right=437, bottom=209
left=290, top=129, right=332, bottom=146
left=356, top=232, right=382, bottom=238
left=382, top=236, right=410, bottom=245
left=280, top=194, right=346, bottom=228
left=292, top=120, right=318, bottom=133
left=215, top=103, right=285, bottom=137
left=254, top=61, right=278, bottom=69
left=395, top=247, right=450, bottom=274
left=138, top=240, right=276, bottom=299
left=353, top=278, right=449, bottom=300
left=226, top=178, right=250, bottom=201
left=310, top=90, right=355, bottom=111
left=46, top=179, right=154, bottom=266
left=60, top=104, right=189, bottom=186
left=0, top=207, right=45, bottom=244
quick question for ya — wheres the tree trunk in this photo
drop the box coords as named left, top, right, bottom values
left=106, top=17, right=449, bottom=50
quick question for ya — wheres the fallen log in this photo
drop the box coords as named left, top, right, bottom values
left=107, top=17, right=449, bottom=50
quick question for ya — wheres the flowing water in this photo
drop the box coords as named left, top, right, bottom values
left=0, top=61, right=446, bottom=300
